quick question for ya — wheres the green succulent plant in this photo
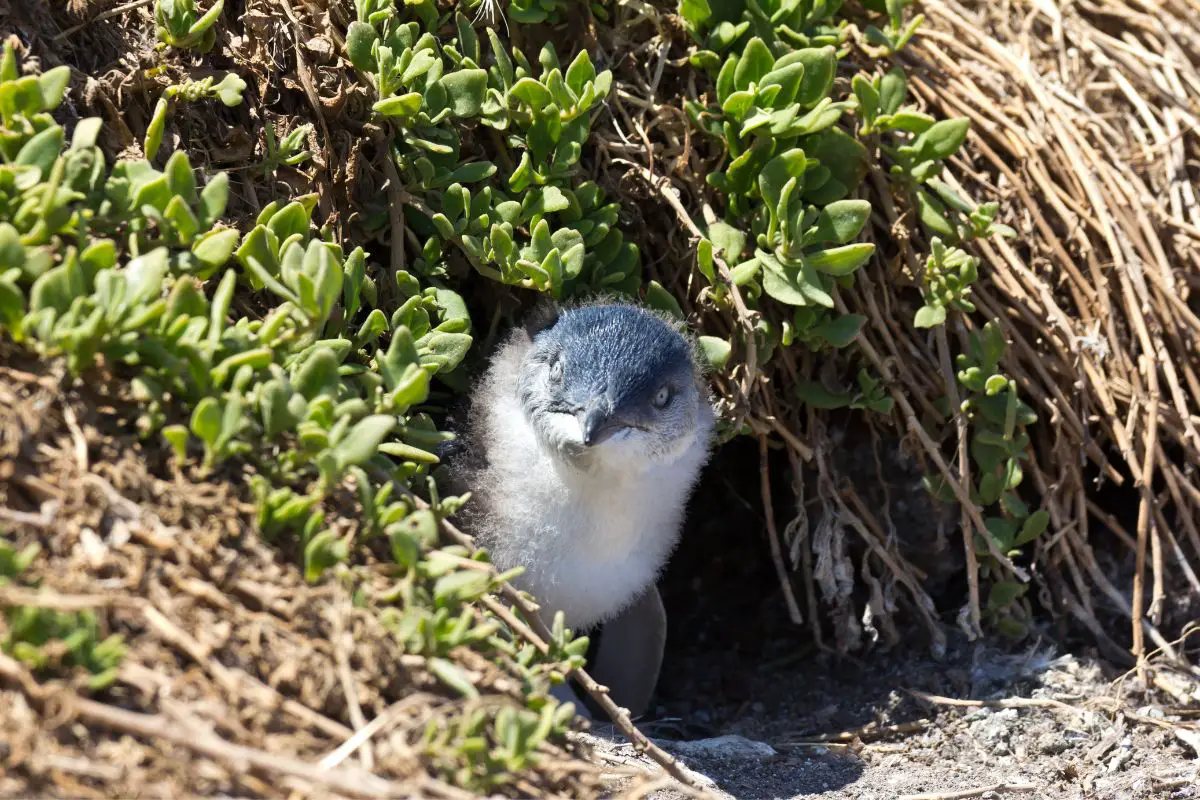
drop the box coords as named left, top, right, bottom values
left=679, top=0, right=1044, bottom=636
left=154, top=0, right=225, bottom=53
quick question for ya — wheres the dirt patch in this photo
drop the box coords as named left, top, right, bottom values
left=589, top=640, right=1199, bottom=799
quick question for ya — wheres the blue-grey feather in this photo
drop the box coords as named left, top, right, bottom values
left=534, top=305, right=692, bottom=415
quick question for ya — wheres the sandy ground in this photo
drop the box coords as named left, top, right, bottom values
left=584, top=639, right=1199, bottom=799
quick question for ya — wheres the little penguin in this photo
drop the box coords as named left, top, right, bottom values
left=447, top=300, right=715, bottom=717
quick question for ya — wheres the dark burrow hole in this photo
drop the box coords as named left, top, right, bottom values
left=648, top=421, right=966, bottom=741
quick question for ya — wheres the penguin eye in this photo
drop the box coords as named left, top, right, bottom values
left=652, top=385, right=672, bottom=409
left=549, top=358, right=563, bottom=383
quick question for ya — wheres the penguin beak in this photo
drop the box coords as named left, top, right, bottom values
left=580, top=400, right=619, bottom=447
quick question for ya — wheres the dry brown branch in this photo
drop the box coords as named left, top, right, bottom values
left=796, top=718, right=931, bottom=744
left=907, top=689, right=1083, bottom=716
left=759, top=435, right=805, bottom=625
left=0, top=586, right=144, bottom=611
left=898, top=783, right=1039, bottom=800
left=0, top=504, right=57, bottom=528
left=53, top=0, right=153, bottom=41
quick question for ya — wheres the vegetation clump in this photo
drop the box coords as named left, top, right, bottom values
left=2, top=0, right=1200, bottom=793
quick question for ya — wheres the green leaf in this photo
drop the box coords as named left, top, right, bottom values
left=811, top=200, right=871, bottom=245
left=345, top=21, right=379, bottom=72
left=212, top=72, right=246, bottom=107
left=795, top=380, right=853, bottom=409
left=377, top=441, right=438, bottom=463
left=759, top=63, right=805, bottom=107
left=978, top=471, right=1004, bottom=505
left=644, top=280, right=683, bottom=319
left=192, top=228, right=240, bottom=270
left=927, top=177, right=975, bottom=214
left=510, top=77, right=553, bottom=111
left=565, top=49, right=596, bottom=96
left=399, top=49, right=438, bottom=85
left=374, top=92, right=423, bottom=117
left=37, top=66, right=72, bottom=110
left=211, top=347, right=273, bottom=387
left=304, top=531, right=348, bottom=583
left=0, top=42, right=16, bottom=83
left=163, top=150, right=197, bottom=204
left=388, top=364, right=431, bottom=410
left=852, top=74, right=878, bottom=123
left=15, top=125, right=64, bottom=179
left=434, top=288, right=471, bottom=332
left=1014, top=509, right=1050, bottom=546
left=733, top=38, right=774, bottom=90
left=190, top=396, right=222, bottom=446
left=163, top=425, right=189, bottom=462
left=164, top=195, right=201, bottom=242
left=0, top=224, right=25, bottom=270
left=1005, top=458, right=1024, bottom=490
left=760, top=252, right=830, bottom=307
left=294, top=347, right=340, bottom=399
left=434, top=68, right=487, bottom=117
left=802, top=128, right=867, bottom=204
left=267, top=201, right=310, bottom=242
left=331, top=414, right=396, bottom=471
left=525, top=185, right=570, bottom=215
left=680, top=0, right=712, bottom=27
left=807, top=243, right=874, bottom=276
left=789, top=46, right=835, bottom=107
left=29, top=260, right=80, bottom=315
left=417, top=331, right=473, bottom=373
left=721, top=89, right=756, bottom=119
left=887, top=110, right=935, bottom=133
left=125, top=248, right=169, bottom=304
left=188, top=0, right=224, bottom=35
left=913, top=304, right=946, bottom=328
left=987, top=580, right=1026, bottom=611
left=70, top=117, right=103, bottom=150
left=698, top=335, right=730, bottom=369
left=916, top=189, right=956, bottom=238
left=715, top=55, right=736, bottom=104
left=758, top=149, right=807, bottom=212
left=0, top=278, right=23, bottom=335
left=879, top=67, right=906, bottom=114
left=354, top=308, right=388, bottom=346
left=1001, top=493, right=1030, bottom=519
left=144, top=96, right=170, bottom=161
left=816, top=314, right=865, bottom=347
left=434, top=569, right=491, bottom=606
left=445, top=160, right=496, bottom=184
left=389, top=527, right=420, bottom=569
left=985, top=516, right=1018, bottom=551
left=706, top=222, right=745, bottom=261
left=429, top=657, right=480, bottom=699
left=909, top=117, right=970, bottom=163
left=985, top=374, right=1008, bottom=396
left=696, top=238, right=715, bottom=283
left=260, top=379, right=298, bottom=438
left=199, top=172, right=229, bottom=222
